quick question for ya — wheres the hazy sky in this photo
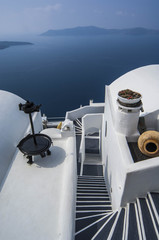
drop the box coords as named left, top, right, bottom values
left=0, top=0, right=159, bottom=34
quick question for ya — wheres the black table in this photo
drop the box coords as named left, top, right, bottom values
left=17, top=101, right=52, bottom=164
left=18, top=133, right=52, bottom=164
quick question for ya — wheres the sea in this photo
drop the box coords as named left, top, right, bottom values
left=0, top=34, right=159, bottom=117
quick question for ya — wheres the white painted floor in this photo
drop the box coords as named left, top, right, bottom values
left=0, top=133, right=76, bottom=240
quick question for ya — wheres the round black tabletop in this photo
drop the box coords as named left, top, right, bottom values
left=18, top=134, right=52, bottom=156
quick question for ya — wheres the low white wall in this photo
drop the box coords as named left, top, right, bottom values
left=121, top=157, right=159, bottom=206
left=143, top=109, right=159, bottom=131
left=66, top=105, right=104, bottom=121
left=83, top=114, right=103, bottom=135
left=58, top=136, right=77, bottom=240
left=79, top=134, right=85, bottom=162
left=0, top=90, right=42, bottom=187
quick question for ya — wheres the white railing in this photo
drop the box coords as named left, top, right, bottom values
left=79, top=134, right=85, bottom=176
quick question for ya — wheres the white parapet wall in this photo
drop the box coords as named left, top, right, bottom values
left=121, top=157, right=159, bottom=206
left=143, top=109, right=159, bottom=131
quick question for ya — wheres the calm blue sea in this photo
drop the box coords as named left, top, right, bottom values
left=0, top=34, right=159, bottom=116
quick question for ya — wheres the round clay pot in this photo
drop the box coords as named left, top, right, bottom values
left=138, top=131, right=159, bottom=157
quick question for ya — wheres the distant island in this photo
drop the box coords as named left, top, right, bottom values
left=0, top=41, right=33, bottom=50
left=41, top=26, right=159, bottom=37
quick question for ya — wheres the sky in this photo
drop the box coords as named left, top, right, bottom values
left=0, top=0, right=159, bottom=34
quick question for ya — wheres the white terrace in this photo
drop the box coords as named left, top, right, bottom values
left=0, top=91, right=76, bottom=240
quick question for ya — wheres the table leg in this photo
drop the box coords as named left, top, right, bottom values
left=47, top=149, right=51, bottom=155
left=27, top=156, right=33, bottom=165
left=40, top=152, right=46, bottom=158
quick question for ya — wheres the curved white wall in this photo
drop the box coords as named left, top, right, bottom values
left=0, top=90, right=42, bottom=185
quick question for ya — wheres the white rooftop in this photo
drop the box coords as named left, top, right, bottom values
left=0, top=127, right=76, bottom=240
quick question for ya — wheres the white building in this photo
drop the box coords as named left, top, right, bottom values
left=0, top=64, right=159, bottom=239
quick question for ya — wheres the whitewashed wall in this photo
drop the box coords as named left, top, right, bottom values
left=103, top=87, right=127, bottom=209
left=143, top=109, right=159, bottom=131
left=103, top=65, right=159, bottom=209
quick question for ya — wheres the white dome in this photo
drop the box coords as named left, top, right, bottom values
left=109, top=64, right=159, bottom=114
left=0, top=90, right=42, bottom=185
left=0, top=90, right=29, bottom=183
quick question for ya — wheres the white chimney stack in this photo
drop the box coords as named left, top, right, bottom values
left=115, top=89, right=143, bottom=136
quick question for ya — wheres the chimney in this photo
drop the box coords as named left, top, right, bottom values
left=115, top=89, right=143, bottom=136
